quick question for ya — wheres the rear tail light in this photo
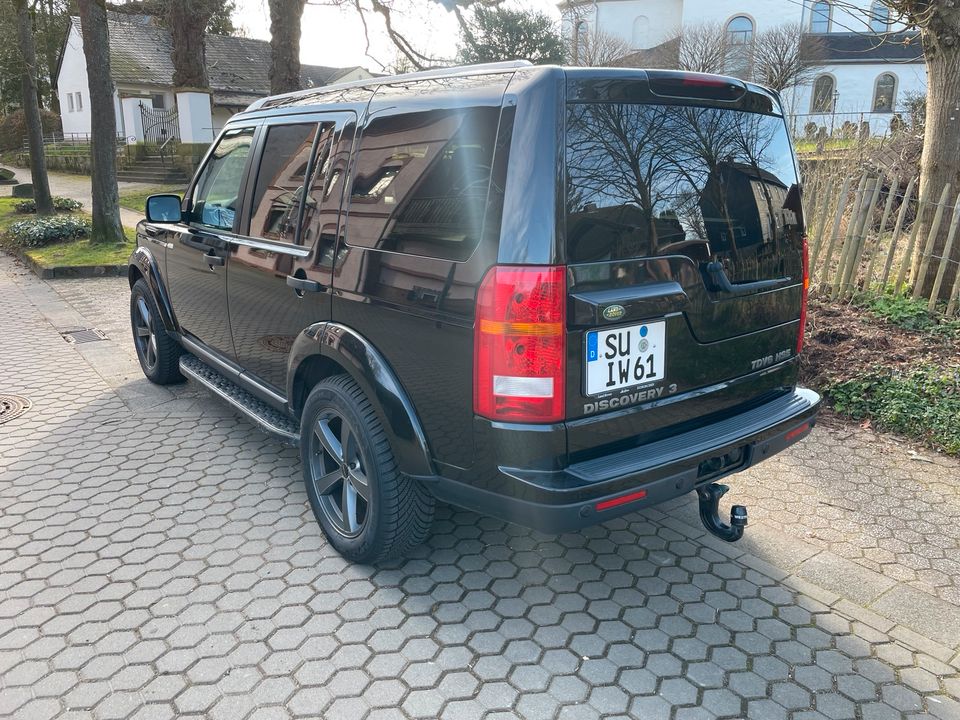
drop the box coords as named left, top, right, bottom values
left=474, top=266, right=566, bottom=423
left=797, top=234, right=810, bottom=354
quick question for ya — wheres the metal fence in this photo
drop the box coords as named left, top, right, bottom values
left=804, top=170, right=960, bottom=315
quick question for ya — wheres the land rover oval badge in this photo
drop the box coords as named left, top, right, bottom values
left=602, top=304, right=625, bottom=321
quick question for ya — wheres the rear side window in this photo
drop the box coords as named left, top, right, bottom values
left=248, top=122, right=325, bottom=243
left=191, top=127, right=254, bottom=231
left=346, top=107, right=502, bottom=262
left=565, top=104, right=800, bottom=266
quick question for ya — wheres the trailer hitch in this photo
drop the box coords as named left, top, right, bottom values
left=696, top=483, right=748, bottom=542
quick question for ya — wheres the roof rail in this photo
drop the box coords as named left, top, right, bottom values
left=245, top=59, right=534, bottom=113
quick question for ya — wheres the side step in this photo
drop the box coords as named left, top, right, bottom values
left=179, top=354, right=300, bottom=445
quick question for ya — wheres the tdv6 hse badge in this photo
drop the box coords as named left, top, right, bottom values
left=750, top=348, right=793, bottom=370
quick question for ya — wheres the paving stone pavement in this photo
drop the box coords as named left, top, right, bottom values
left=2, top=251, right=960, bottom=720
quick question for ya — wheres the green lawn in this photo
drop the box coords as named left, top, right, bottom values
left=119, top=185, right=183, bottom=214
left=0, top=196, right=135, bottom=269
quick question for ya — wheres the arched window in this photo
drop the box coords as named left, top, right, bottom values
left=811, top=74, right=836, bottom=112
left=810, top=1, right=832, bottom=33
left=869, top=1, right=890, bottom=32
left=873, top=73, right=897, bottom=112
left=632, top=15, right=650, bottom=48
left=725, top=16, right=755, bottom=78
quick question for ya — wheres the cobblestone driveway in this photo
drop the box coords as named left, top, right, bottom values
left=2, top=253, right=959, bottom=720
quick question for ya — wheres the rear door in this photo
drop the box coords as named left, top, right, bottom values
left=227, top=113, right=356, bottom=393
left=564, top=80, right=804, bottom=426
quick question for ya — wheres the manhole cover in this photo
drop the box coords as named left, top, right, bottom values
left=0, top=395, right=31, bottom=425
left=61, top=328, right=108, bottom=344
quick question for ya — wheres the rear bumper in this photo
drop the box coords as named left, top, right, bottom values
left=424, top=387, right=821, bottom=534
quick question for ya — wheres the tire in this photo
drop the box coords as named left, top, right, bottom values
left=300, top=375, right=435, bottom=563
left=130, top=278, right=182, bottom=385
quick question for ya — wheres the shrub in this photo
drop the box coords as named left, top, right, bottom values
left=14, top=196, right=83, bottom=214
left=7, top=216, right=90, bottom=247
left=827, top=366, right=960, bottom=455
left=0, top=109, right=62, bottom=152
left=859, top=292, right=960, bottom=337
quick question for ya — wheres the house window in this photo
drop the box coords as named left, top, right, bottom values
left=725, top=16, right=755, bottom=79
left=67, top=93, right=74, bottom=112
left=152, top=94, right=166, bottom=110
left=75, top=92, right=82, bottom=111
left=873, top=73, right=897, bottom=112
left=810, top=1, right=831, bottom=33
left=632, top=15, right=649, bottom=48
left=869, top=2, right=890, bottom=32
left=811, top=74, right=836, bottom=113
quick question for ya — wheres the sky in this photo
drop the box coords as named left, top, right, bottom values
left=233, top=0, right=561, bottom=72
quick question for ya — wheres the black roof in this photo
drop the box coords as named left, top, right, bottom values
left=804, top=31, right=923, bottom=64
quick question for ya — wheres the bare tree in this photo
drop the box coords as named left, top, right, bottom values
left=12, top=0, right=53, bottom=215
left=269, top=0, right=307, bottom=94
left=670, top=22, right=728, bottom=75
left=570, top=28, right=633, bottom=66
left=77, top=0, right=125, bottom=244
left=166, top=0, right=219, bottom=88
left=883, top=1, right=960, bottom=299
left=753, top=23, right=825, bottom=92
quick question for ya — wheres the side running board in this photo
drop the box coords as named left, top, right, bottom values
left=179, top=354, right=300, bottom=445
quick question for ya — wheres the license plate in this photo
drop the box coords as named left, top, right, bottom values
left=585, top=321, right=666, bottom=396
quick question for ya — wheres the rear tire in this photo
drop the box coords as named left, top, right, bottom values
left=300, top=375, right=435, bottom=563
left=130, top=278, right=182, bottom=385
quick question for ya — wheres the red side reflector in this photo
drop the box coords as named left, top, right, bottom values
left=595, top=489, right=647, bottom=512
left=785, top=423, right=810, bottom=442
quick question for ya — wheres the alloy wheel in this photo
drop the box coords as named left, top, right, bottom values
left=309, top=411, right=370, bottom=537
left=133, top=296, right=158, bottom=371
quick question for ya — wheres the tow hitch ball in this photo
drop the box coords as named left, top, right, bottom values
left=697, top=483, right=748, bottom=542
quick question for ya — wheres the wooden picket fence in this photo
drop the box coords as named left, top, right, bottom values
left=804, top=170, right=960, bottom=316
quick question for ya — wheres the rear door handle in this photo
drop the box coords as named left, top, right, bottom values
left=705, top=262, right=791, bottom=296
left=286, top=275, right=324, bottom=293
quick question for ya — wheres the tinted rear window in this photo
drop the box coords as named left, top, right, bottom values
left=565, top=104, right=800, bottom=265
left=346, top=107, right=504, bottom=262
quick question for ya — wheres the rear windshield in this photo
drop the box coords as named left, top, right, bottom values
left=565, top=103, right=800, bottom=264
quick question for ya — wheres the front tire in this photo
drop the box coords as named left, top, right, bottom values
left=300, top=375, right=434, bottom=563
left=130, top=278, right=182, bottom=385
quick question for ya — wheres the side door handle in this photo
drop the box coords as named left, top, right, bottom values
left=286, top=275, right=324, bottom=293
left=204, top=251, right=225, bottom=268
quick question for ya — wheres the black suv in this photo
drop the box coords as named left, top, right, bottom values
left=129, top=62, right=820, bottom=562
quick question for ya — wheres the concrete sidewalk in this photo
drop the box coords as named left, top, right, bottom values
left=2, top=164, right=156, bottom=229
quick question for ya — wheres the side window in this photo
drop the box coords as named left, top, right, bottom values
left=190, top=127, right=255, bottom=231
left=346, top=106, right=502, bottom=262
left=248, top=122, right=328, bottom=243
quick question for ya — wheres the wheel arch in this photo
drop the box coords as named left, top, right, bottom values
left=288, top=323, right=435, bottom=478
left=129, top=246, right=177, bottom=333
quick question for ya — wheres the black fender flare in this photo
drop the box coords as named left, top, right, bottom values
left=287, top=323, right=435, bottom=478
left=128, top=245, right=177, bottom=333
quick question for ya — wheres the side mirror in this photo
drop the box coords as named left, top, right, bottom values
left=145, top=194, right=183, bottom=223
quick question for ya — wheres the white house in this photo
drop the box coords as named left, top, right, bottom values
left=559, top=0, right=926, bottom=136
left=56, top=14, right=373, bottom=145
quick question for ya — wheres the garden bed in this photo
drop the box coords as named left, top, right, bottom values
left=800, top=294, right=960, bottom=455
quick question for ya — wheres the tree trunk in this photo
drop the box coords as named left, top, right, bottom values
left=167, top=0, right=212, bottom=89
left=269, top=0, right=307, bottom=95
left=77, top=0, right=125, bottom=245
left=13, top=0, right=53, bottom=216
left=915, top=9, right=960, bottom=301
